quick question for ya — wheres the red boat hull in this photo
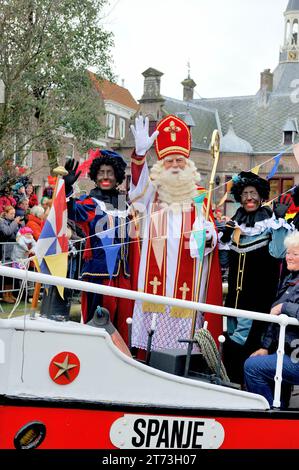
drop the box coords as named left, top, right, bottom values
left=1, top=398, right=299, bottom=449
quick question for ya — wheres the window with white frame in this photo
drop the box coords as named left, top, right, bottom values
left=119, top=118, right=126, bottom=140
left=107, top=113, right=115, bottom=138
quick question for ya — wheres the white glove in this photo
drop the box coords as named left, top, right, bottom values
left=204, top=220, right=215, bottom=241
left=130, top=115, right=159, bottom=156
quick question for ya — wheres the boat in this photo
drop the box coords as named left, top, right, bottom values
left=0, top=265, right=299, bottom=452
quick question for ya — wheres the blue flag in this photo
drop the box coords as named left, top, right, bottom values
left=266, top=152, right=283, bottom=180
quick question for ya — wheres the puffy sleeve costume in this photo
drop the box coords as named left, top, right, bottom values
left=219, top=171, right=292, bottom=383
left=68, top=150, right=133, bottom=343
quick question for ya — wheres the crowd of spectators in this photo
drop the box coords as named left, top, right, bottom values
left=0, top=178, right=64, bottom=303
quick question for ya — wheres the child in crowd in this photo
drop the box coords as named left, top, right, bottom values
left=12, top=226, right=36, bottom=269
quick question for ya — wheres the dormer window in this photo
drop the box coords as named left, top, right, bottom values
left=283, top=117, right=299, bottom=145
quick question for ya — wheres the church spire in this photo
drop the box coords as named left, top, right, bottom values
left=280, top=0, right=299, bottom=62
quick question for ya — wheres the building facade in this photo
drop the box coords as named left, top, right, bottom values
left=120, top=0, right=299, bottom=216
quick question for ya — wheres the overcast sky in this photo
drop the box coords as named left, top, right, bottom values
left=102, top=0, right=289, bottom=101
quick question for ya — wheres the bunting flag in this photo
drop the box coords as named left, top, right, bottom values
left=98, top=226, right=121, bottom=279
left=192, top=227, right=206, bottom=262
left=34, top=179, right=68, bottom=299
left=226, top=180, right=234, bottom=192
left=293, top=143, right=299, bottom=168
left=266, top=152, right=283, bottom=180
left=217, top=192, right=228, bottom=207
left=251, top=165, right=261, bottom=175
left=192, top=193, right=207, bottom=262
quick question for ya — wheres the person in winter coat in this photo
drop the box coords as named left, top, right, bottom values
left=26, top=205, right=45, bottom=240
left=244, top=231, right=299, bottom=408
left=0, top=205, right=23, bottom=303
left=12, top=226, right=36, bottom=268
left=25, top=183, right=38, bottom=208
left=0, top=186, right=16, bottom=214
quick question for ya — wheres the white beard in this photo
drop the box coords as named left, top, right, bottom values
left=150, top=159, right=200, bottom=208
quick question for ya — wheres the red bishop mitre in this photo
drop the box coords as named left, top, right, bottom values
left=154, top=114, right=191, bottom=160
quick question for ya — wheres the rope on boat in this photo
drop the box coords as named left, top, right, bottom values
left=194, top=328, right=229, bottom=382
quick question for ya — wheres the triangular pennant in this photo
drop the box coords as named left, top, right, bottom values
left=192, top=228, right=206, bottom=263
left=217, top=191, right=228, bottom=207
left=232, top=227, right=242, bottom=246
left=44, top=252, right=68, bottom=298
left=102, top=245, right=121, bottom=279
left=193, top=193, right=206, bottom=218
left=226, top=180, right=234, bottom=192
left=98, top=226, right=115, bottom=247
left=266, top=152, right=283, bottom=180
left=251, top=165, right=261, bottom=175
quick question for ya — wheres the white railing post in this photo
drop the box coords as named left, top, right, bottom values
left=273, top=315, right=288, bottom=408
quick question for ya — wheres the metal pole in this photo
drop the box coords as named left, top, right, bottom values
left=1, top=266, right=298, bottom=329
left=190, top=130, right=220, bottom=337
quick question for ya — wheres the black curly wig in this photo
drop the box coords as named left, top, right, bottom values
left=89, top=150, right=126, bottom=186
left=231, top=171, right=270, bottom=203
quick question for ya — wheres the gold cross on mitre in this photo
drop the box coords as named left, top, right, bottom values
left=150, top=276, right=161, bottom=294
left=164, top=120, right=181, bottom=142
left=179, top=282, right=190, bottom=300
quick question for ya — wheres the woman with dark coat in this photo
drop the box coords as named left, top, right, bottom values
left=244, top=231, right=299, bottom=407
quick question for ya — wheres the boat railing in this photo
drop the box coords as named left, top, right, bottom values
left=0, top=265, right=298, bottom=409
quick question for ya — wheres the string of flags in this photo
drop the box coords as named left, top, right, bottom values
left=34, top=179, right=68, bottom=298
left=217, top=144, right=296, bottom=207
left=29, top=143, right=299, bottom=281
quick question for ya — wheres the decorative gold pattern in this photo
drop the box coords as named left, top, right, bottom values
left=149, top=276, right=162, bottom=294
left=288, top=50, right=298, bottom=61
left=159, top=146, right=189, bottom=158
left=131, top=156, right=146, bottom=165
left=142, top=302, right=165, bottom=313
left=170, top=307, right=193, bottom=318
left=179, top=282, right=190, bottom=300
left=164, top=120, right=181, bottom=142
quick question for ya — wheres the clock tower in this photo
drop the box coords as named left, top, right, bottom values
left=280, top=0, right=299, bottom=62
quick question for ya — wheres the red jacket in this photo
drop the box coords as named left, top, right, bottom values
left=28, top=193, right=39, bottom=208
left=26, top=214, right=44, bottom=241
left=0, top=195, right=16, bottom=214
